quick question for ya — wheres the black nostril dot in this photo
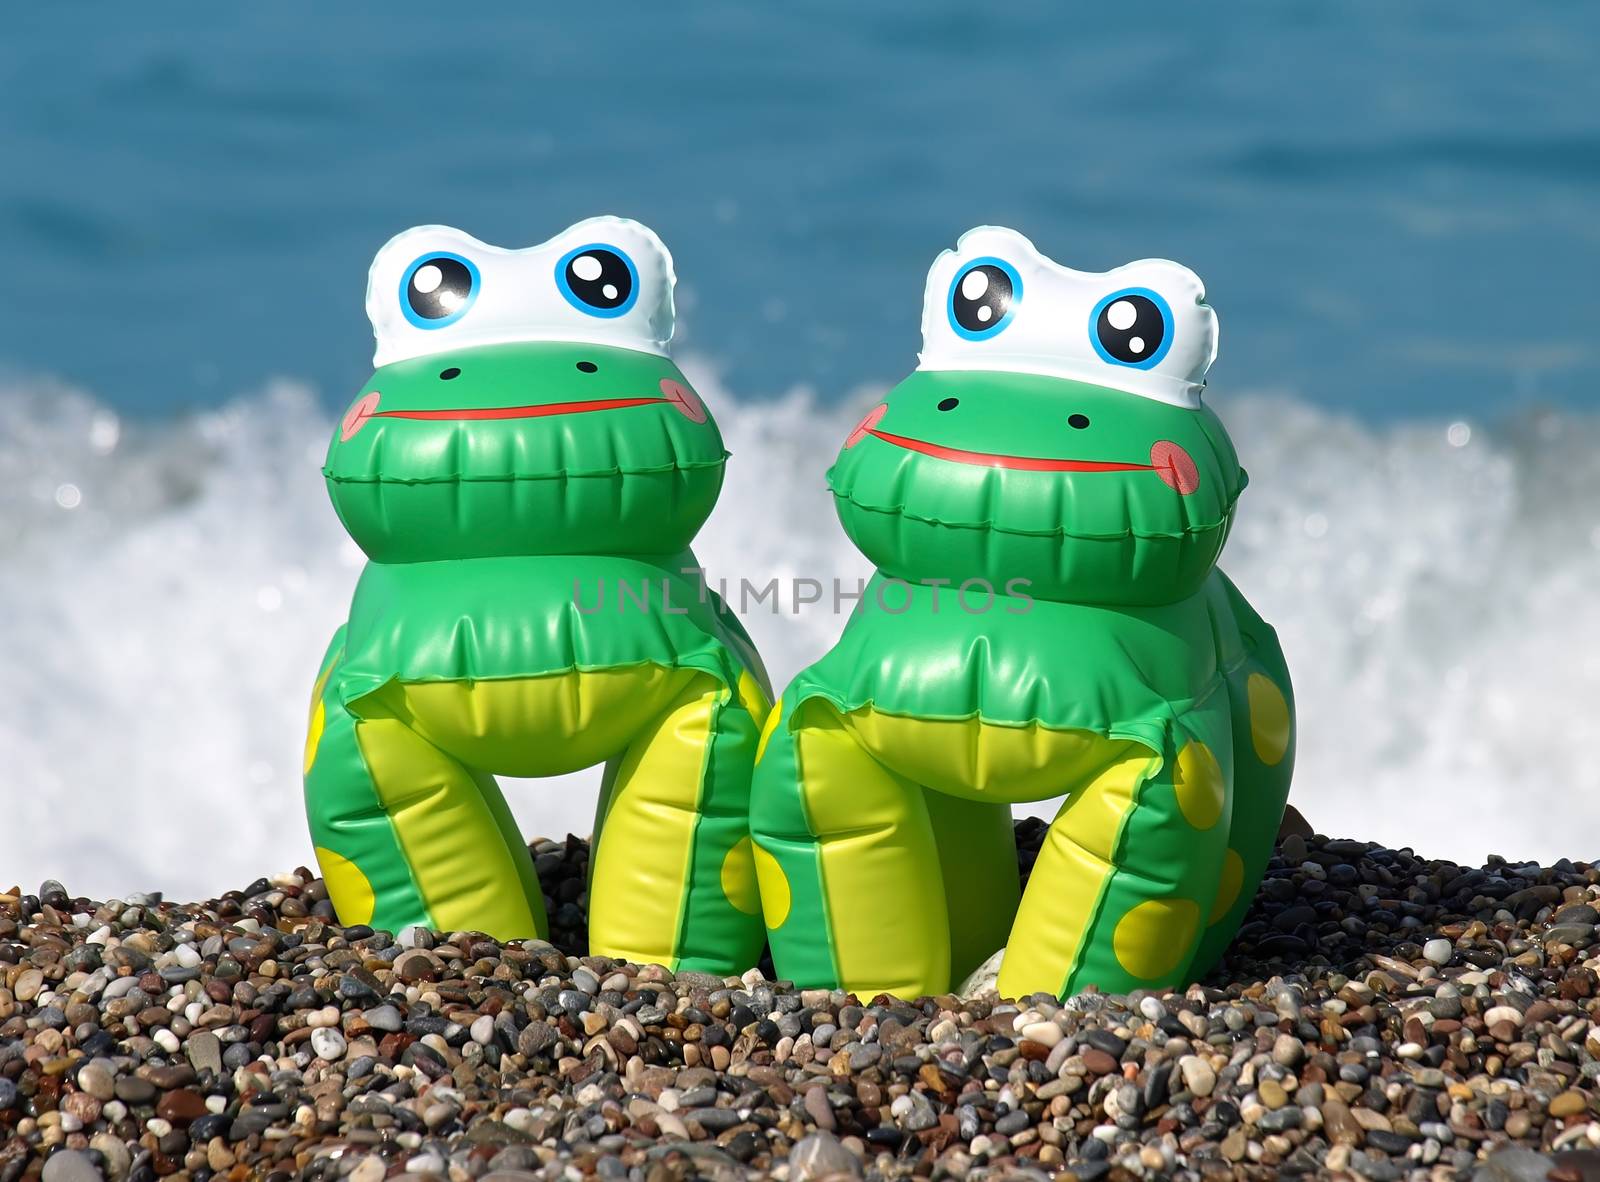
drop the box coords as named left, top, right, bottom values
left=1068, top=413, right=1090, bottom=429
left=439, top=367, right=461, bottom=381
left=576, top=361, right=598, bottom=374
left=938, top=397, right=960, bottom=411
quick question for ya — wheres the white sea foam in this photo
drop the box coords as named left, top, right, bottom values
left=0, top=366, right=1596, bottom=900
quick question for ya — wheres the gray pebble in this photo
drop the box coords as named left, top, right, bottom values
left=364, top=1004, right=404, bottom=1032
left=42, top=1150, right=103, bottom=1182
left=994, top=1109, right=1031, bottom=1135
left=789, top=1131, right=862, bottom=1180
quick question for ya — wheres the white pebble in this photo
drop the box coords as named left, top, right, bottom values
left=152, top=1029, right=180, bottom=1054
left=102, top=977, right=139, bottom=1001
left=1179, top=1054, right=1216, bottom=1097
left=1423, top=938, right=1452, bottom=965
left=310, top=1027, right=347, bottom=1061
left=470, top=1015, right=495, bottom=1046
left=172, top=942, right=202, bottom=968
left=503, top=1107, right=536, bottom=1133
left=1020, top=1021, right=1063, bottom=1048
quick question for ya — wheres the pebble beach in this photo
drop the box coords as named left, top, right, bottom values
left=4, top=818, right=1600, bottom=1182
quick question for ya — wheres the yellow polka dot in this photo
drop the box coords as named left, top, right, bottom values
left=737, top=671, right=771, bottom=729
left=1209, top=848, right=1245, bottom=924
left=315, top=847, right=375, bottom=926
left=754, top=696, right=784, bottom=766
left=1173, top=740, right=1225, bottom=830
left=751, top=841, right=792, bottom=930
left=303, top=700, right=326, bottom=776
left=1112, top=897, right=1200, bottom=981
left=720, top=837, right=761, bottom=916
left=303, top=659, right=337, bottom=776
left=1246, top=673, right=1291, bottom=766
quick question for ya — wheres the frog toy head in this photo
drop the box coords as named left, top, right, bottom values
left=326, top=217, right=725, bottom=563
left=828, top=226, right=1246, bottom=605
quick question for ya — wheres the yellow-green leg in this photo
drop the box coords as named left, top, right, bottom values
left=751, top=698, right=953, bottom=999
left=587, top=673, right=769, bottom=974
left=302, top=635, right=548, bottom=939
left=996, top=716, right=1234, bottom=1000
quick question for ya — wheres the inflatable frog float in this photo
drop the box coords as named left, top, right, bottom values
left=751, top=227, right=1295, bottom=1001
left=303, top=218, right=770, bottom=973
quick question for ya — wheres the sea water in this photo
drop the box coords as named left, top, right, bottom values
left=1, top=4, right=1597, bottom=896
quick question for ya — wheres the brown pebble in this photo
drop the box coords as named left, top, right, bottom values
left=803, top=1085, right=836, bottom=1132
left=155, top=1088, right=208, bottom=1125
left=1549, top=1091, right=1588, bottom=1118
left=1081, top=1048, right=1119, bottom=1075
left=1321, top=1099, right=1362, bottom=1146
left=145, top=1065, right=196, bottom=1090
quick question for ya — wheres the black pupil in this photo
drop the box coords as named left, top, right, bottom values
left=565, top=249, right=632, bottom=309
left=952, top=265, right=1013, bottom=333
left=1096, top=294, right=1166, bottom=364
left=406, top=257, right=473, bottom=320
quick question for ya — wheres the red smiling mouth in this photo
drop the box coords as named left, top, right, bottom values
left=340, top=379, right=706, bottom=441
left=844, top=405, right=1200, bottom=494
left=867, top=428, right=1157, bottom=474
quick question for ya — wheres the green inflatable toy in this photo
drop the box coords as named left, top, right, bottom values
left=303, top=217, right=770, bottom=973
left=750, top=227, right=1295, bottom=1001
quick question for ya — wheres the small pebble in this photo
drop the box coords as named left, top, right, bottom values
left=0, top=822, right=1588, bottom=1180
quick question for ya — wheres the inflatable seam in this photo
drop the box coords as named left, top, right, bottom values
left=324, top=454, right=729, bottom=485
left=827, top=488, right=1241, bottom=542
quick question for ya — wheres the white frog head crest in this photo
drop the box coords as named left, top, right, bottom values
left=366, top=215, right=676, bottom=367
left=917, top=226, right=1219, bottom=407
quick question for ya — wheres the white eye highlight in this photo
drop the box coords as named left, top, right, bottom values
left=571, top=254, right=604, bottom=282
left=961, top=270, right=990, bottom=300
left=412, top=264, right=443, bottom=295
left=1107, top=299, right=1137, bottom=331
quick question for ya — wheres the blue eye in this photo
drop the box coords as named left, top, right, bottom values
left=400, top=252, right=478, bottom=329
left=556, top=244, right=639, bottom=318
left=948, top=257, right=1021, bottom=340
left=1091, top=288, right=1173, bottom=369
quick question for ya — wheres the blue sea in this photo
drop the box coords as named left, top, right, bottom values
left=2, top=4, right=1598, bottom=897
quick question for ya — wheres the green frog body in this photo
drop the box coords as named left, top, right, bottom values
left=304, top=218, right=769, bottom=972
left=750, top=228, right=1294, bottom=999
